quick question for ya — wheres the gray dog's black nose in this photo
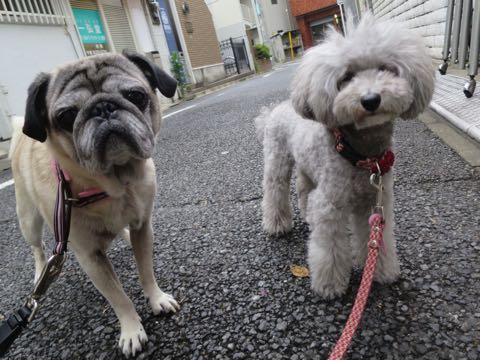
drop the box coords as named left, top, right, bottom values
left=91, top=101, right=117, bottom=119
left=360, top=93, right=381, bottom=112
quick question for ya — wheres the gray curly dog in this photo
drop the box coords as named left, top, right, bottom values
left=255, top=14, right=435, bottom=299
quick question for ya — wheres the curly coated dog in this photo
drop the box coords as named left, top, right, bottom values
left=255, top=14, right=435, bottom=299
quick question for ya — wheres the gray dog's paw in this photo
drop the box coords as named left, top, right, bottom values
left=118, top=321, right=148, bottom=358
left=262, top=215, right=293, bottom=235
left=309, top=267, right=350, bottom=299
left=149, top=291, right=180, bottom=315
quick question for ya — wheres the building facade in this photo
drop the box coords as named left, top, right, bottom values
left=172, top=0, right=225, bottom=85
left=365, top=0, right=448, bottom=60
left=0, top=0, right=228, bottom=142
left=290, top=0, right=342, bottom=49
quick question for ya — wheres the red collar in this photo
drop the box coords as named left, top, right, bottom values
left=53, top=161, right=109, bottom=207
left=332, top=128, right=395, bottom=175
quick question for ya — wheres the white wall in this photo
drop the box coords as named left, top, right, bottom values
left=206, top=0, right=243, bottom=32
left=125, top=0, right=156, bottom=52
left=258, top=0, right=294, bottom=38
left=0, top=24, right=79, bottom=117
left=371, top=0, right=448, bottom=59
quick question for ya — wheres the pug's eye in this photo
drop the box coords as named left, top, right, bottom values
left=57, top=108, right=78, bottom=132
left=379, top=64, right=399, bottom=76
left=338, top=71, right=355, bottom=90
left=125, top=90, right=148, bottom=111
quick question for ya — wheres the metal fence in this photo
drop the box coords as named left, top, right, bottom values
left=0, top=0, right=68, bottom=25
left=439, top=0, right=480, bottom=98
left=219, top=37, right=251, bottom=76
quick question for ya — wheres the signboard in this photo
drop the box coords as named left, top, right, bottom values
left=155, top=0, right=180, bottom=54
left=72, top=8, right=109, bottom=55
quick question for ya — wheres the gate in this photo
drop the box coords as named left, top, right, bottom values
left=219, top=37, right=251, bottom=76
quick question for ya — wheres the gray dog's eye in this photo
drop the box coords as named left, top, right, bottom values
left=124, top=90, right=148, bottom=111
left=379, top=64, right=399, bottom=76
left=337, top=71, right=355, bottom=90
left=56, top=108, right=78, bottom=132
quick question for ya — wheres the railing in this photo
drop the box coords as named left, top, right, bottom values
left=241, top=3, right=256, bottom=26
left=0, top=0, right=68, bottom=25
left=439, top=0, right=480, bottom=98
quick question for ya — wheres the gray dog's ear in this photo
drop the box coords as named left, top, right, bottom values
left=23, top=72, right=50, bottom=142
left=123, top=50, right=177, bottom=98
left=400, top=59, right=435, bottom=120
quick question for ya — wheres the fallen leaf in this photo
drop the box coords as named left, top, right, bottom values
left=290, top=264, right=309, bottom=278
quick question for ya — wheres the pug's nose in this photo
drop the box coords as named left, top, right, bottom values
left=91, top=101, right=117, bottom=119
left=360, top=93, right=381, bottom=112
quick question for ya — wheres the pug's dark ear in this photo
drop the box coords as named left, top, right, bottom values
left=24, top=72, right=50, bottom=142
left=123, top=50, right=177, bottom=98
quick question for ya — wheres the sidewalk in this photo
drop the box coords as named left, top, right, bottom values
left=430, top=72, right=480, bottom=143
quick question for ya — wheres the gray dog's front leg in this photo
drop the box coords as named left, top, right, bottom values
left=306, top=187, right=352, bottom=299
left=130, top=221, right=180, bottom=315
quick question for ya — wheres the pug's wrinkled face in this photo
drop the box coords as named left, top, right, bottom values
left=23, top=51, right=177, bottom=179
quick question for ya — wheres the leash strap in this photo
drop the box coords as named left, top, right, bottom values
left=0, top=162, right=107, bottom=355
left=328, top=214, right=384, bottom=360
left=0, top=305, right=32, bottom=356
left=328, top=169, right=387, bottom=359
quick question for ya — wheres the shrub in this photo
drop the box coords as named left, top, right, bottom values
left=170, top=51, right=188, bottom=98
left=254, top=44, right=271, bottom=60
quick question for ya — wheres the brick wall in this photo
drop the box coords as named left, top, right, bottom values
left=290, top=0, right=337, bottom=17
left=174, top=0, right=222, bottom=69
left=371, top=0, right=448, bottom=59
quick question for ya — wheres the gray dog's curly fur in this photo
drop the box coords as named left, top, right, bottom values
left=255, top=14, right=435, bottom=299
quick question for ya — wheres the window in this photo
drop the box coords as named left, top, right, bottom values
left=271, top=0, right=278, bottom=4
left=0, top=0, right=66, bottom=25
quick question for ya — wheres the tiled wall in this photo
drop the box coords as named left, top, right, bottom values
left=371, top=0, right=448, bottom=59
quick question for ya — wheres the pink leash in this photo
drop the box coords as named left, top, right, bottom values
left=328, top=213, right=385, bottom=360
left=326, top=128, right=394, bottom=359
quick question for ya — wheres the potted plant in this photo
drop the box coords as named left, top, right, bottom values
left=170, top=51, right=191, bottom=99
left=254, top=43, right=272, bottom=73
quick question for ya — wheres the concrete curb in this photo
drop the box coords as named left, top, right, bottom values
left=430, top=101, right=480, bottom=144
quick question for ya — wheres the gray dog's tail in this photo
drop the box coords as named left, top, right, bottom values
left=254, top=106, right=273, bottom=143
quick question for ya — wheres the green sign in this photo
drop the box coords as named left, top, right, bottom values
left=72, top=8, right=107, bottom=44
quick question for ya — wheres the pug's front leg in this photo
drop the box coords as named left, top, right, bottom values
left=130, top=220, right=180, bottom=315
left=73, top=243, right=147, bottom=358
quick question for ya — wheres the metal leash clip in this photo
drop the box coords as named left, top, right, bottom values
left=31, top=254, right=66, bottom=300
left=369, top=162, right=384, bottom=218
left=23, top=253, right=67, bottom=322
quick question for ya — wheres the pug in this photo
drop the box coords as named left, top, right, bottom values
left=10, top=50, right=179, bottom=357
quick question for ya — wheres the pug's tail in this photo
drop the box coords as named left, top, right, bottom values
left=8, top=116, right=24, bottom=159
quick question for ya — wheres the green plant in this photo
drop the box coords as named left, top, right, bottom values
left=254, top=44, right=271, bottom=60
left=170, top=51, right=188, bottom=98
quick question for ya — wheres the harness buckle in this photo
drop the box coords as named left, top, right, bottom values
left=31, top=254, right=66, bottom=300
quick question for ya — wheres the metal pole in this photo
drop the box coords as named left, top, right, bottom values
left=468, top=0, right=480, bottom=76
left=458, top=0, right=472, bottom=68
left=451, top=0, right=464, bottom=63
left=288, top=31, right=295, bottom=60
left=442, top=0, right=455, bottom=60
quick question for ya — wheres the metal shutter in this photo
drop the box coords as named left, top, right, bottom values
left=70, top=0, right=98, bottom=11
left=101, top=2, right=136, bottom=52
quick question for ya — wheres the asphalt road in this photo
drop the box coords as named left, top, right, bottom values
left=0, top=63, right=479, bottom=360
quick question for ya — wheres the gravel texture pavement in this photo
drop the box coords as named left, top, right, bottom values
left=0, top=63, right=479, bottom=359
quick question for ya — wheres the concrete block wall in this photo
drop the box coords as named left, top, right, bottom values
left=371, top=0, right=448, bottom=59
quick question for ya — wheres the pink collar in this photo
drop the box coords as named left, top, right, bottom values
left=52, top=161, right=109, bottom=207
